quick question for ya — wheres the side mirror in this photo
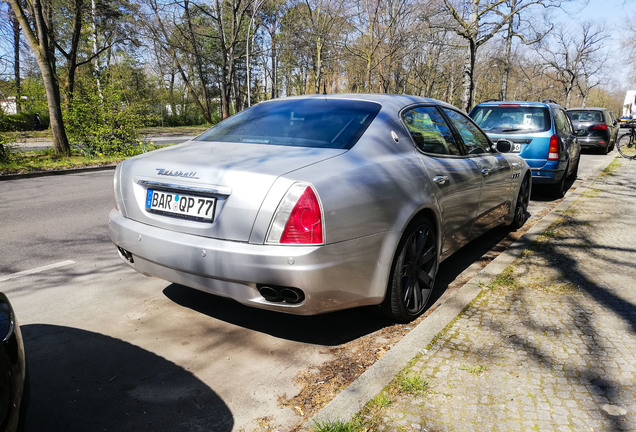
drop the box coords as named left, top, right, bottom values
left=495, top=139, right=512, bottom=153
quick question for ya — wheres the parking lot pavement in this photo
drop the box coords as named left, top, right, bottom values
left=305, top=158, right=636, bottom=431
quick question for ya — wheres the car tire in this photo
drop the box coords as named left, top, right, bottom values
left=567, top=157, right=579, bottom=181
left=550, top=165, right=568, bottom=198
left=382, top=217, right=438, bottom=323
left=510, top=175, right=530, bottom=230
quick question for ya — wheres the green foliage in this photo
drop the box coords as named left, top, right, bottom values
left=65, top=83, right=145, bottom=158
left=0, top=133, right=23, bottom=164
left=0, top=111, right=49, bottom=132
left=310, top=418, right=365, bottom=432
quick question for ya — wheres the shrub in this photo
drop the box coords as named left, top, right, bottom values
left=0, top=133, right=23, bottom=164
left=0, top=111, right=49, bottom=132
left=65, top=85, right=145, bottom=158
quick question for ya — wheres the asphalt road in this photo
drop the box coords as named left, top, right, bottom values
left=0, top=148, right=616, bottom=431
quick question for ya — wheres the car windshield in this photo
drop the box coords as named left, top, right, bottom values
left=471, top=105, right=551, bottom=133
left=196, top=98, right=381, bottom=149
left=568, top=110, right=603, bottom=123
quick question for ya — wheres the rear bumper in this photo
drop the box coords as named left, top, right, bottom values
left=577, top=136, right=609, bottom=149
left=529, top=161, right=566, bottom=185
left=108, top=209, right=392, bottom=315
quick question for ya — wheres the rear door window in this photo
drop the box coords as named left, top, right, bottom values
left=402, top=106, right=461, bottom=156
left=443, top=108, right=492, bottom=155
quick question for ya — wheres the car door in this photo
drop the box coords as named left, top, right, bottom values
left=554, top=108, right=580, bottom=172
left=442, top=108, right=513, bottom=235
left=401, top=105, right=482, bottom=255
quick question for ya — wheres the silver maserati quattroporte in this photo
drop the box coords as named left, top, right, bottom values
left=109, top=94, right=531, bottom=322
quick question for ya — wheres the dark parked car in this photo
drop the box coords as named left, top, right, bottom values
left=566, top=107, right=619, bottom=154
left=0, top=292, right=26, bottom=432
left=470, top=100, right=581, bottom=198
left=110, top=94, right=531, bottom=322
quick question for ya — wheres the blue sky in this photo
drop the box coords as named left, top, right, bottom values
left=561, top=0, right=635, bottom=88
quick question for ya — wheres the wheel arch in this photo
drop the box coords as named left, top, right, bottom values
left=379, top=206, right=442, bottom=300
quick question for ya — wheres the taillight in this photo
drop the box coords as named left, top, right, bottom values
left=267, top=183, right=324, bottom=245
left=548, top=134, right=560, bottom=160
left=113, top=165, right=120, bottom=211
left=591, top=124, right=608, bottom=131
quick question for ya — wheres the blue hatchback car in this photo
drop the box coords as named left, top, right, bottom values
left=469, top=100, right=581, bottom=197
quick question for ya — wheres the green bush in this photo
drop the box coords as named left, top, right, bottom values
left=0, top=133, right=23, bottom=164
left=65, top=85, right=145, bottom=158
left=0, top=111, right=49, bottom=132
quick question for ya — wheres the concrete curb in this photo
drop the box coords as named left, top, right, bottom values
left=302, top=166, right=606, bottom=429
left=0, top=164, right=117, bottom=181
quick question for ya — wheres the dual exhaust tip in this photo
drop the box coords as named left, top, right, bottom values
left=258, top=285, right=305, bottom=304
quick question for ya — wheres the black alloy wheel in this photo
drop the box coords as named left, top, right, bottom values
left=383, top=218, right=438, bottom=323
left=511, top=176, right=530, bottom=230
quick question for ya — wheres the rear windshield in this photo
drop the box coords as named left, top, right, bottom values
left=470, top=105, right=551, bottom=133
left=567, top=110, right=603, bottom=123
left=196, top=98, right=381, bottom=149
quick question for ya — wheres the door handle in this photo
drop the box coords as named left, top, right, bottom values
left=433, top=175, right=449, bottom=185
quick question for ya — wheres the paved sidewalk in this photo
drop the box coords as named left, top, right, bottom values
left=306, top=158, right=636, bottom=431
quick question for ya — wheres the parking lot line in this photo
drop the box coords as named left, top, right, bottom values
left=0, top=260, right=76, bottom=282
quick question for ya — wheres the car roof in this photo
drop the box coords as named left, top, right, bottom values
left=267, top=93, right=456, bottom=112
left=473, top=100, right=561, bottom=109
left=566, top=107, right=607, bottom=111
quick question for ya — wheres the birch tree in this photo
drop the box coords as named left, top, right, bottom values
left=440, top=0, right=565, bottom=112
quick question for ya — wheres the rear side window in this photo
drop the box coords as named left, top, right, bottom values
left=471, top=105, right=551, bottom=133
left=196, top=99, right=381, bottom=149
left=402, top=106, right=461, bottom=155
left=554, top=109, right=573, bottom=135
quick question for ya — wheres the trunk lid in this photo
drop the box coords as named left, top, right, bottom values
left=117, top=140, right=345, bottom=242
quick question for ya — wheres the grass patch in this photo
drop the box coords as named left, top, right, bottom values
left=581, top=188, right=600, bottom=199
left=368, top=392, right=392, bottom=409
left=310, top=417, right=366, bottom=432
left=1, top=126, right=202, bottom=175
left=459, top=364, right=487, bottom=374
left=539, top=230, right=556, bottom=239
left=489, top=267, right=521, bottom=291
left=395, top=371, right=429, bottom=395
left=0, top=148, right=126, bottom=174
left=600, top=157, right=622, bottom=176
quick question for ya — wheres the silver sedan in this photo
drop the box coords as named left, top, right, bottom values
left=109, top=94, right=531, bottom=322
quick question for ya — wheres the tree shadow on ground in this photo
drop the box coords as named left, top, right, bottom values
left=487, top=171, right=636, bottom=430
left=22, top=324, right=233, bottom=432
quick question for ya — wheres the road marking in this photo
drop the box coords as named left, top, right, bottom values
left=0, top=260, right=76, bottom=282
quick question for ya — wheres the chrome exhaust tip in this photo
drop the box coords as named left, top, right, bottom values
left=117, top=246, right=134, bottom=263
left=257, top=285, right=305, bottom=304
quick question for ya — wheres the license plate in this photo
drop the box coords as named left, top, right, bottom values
left=511, top=143, right=522, bottom=153
left=145, top=189, right=216, bottom=222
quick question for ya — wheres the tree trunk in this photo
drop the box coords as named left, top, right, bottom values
left=9, top=5, right=21, bottom=113
left=460, top=40, right=476, bottom=112
left=91, top=0, right=103, bottom=103
left=7, top=0, right=70, bottom=155
left=500, top=4, right=515, bottom=101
